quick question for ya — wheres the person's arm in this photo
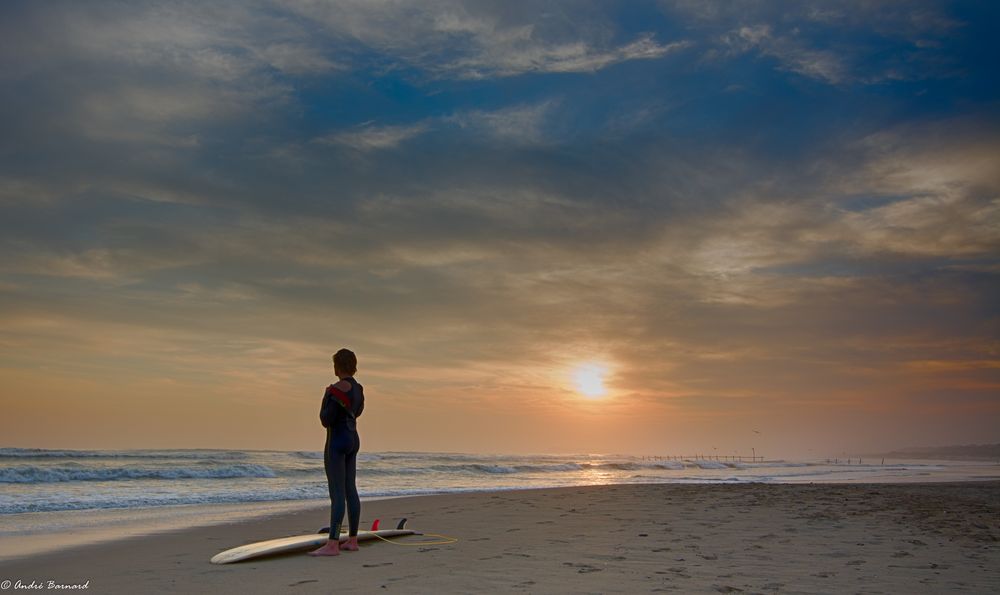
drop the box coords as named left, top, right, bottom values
left=355, top=385, right=364, bottom=418
left=319, top=387, right=334, bottom=428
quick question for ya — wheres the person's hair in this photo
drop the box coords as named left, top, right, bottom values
left=332, top=348, right=357, bottom=376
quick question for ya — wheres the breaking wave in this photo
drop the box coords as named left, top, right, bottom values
left=0, top=464, right=277, bottom=483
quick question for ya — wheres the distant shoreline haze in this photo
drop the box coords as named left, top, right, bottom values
left=877, top=444, right=1000, bottom=461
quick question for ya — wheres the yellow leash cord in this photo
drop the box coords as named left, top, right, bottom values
left=370, top=532, right=459, bottom=546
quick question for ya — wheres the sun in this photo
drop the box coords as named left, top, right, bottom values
left=572, top=363, right=609, bottom=399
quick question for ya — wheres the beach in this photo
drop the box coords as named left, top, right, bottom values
left=3, top=1, right=998, bottom=591
left=1, top=482, right=998, bottom=594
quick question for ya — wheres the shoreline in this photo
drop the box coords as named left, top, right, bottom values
left=0, top=499, right=326, bottom=562
left=3, top=474, right=1000, bottom=561
left=2, top=481, right=998, bottom=593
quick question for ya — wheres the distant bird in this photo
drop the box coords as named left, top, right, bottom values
left=753, top=430, right=761, bottom=434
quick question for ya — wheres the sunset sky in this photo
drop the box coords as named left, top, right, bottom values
left=1, top=1, right=997, bottom=457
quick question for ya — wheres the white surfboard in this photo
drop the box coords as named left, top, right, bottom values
left=210, top=522, right=419, bottom=564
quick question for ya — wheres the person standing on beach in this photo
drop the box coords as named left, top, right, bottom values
left=310, top=348, right=365, bottom=556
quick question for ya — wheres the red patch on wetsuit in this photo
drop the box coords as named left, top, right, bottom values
left=327, top=385, right=351, bottom=410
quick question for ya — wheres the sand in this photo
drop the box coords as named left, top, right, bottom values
left=1, top=482, right=998, bottom=594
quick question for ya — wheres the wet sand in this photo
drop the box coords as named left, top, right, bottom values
left=1, top=482, right=998, bottom=593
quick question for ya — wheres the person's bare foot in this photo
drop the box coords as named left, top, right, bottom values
left=308, top=540, right=341, bottom=556
left=341, top=536, right=360, bottom=551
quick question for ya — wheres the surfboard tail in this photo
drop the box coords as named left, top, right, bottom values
left=320, top=519, right=404, bottom=533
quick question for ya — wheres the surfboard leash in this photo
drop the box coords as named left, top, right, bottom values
left=370, top=532, right=459, bottom=546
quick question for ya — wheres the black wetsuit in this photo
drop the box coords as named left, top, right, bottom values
left=319, top=377, right=364, bottom=538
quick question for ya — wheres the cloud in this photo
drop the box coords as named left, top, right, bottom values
left=722, top=24, right=848, bottom=84
left=628, top=116, right=1000, bottom=286
left=662, top=0, right=958, bottom=37
left=282, top=0, right=687, bottom=79
left=443, top=35, right=689, bottom=79
left=316, top=123, right=430, bottom=152
left=253, top=42, right=340, bottom=75
left=662, top=0, right=962, bottom=84
left=317, top=100, right=562, bottom=151
left=445, top=101, right=557, bottom=144
left=0, top=0, right=332, bottom=146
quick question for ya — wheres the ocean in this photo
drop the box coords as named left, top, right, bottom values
left=2, top=448, right=997, bottom=559
left=3, top=448, right=998, bottom=515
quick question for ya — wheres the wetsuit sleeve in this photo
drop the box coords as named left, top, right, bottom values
left=356, top=385, right=364, bottom=418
